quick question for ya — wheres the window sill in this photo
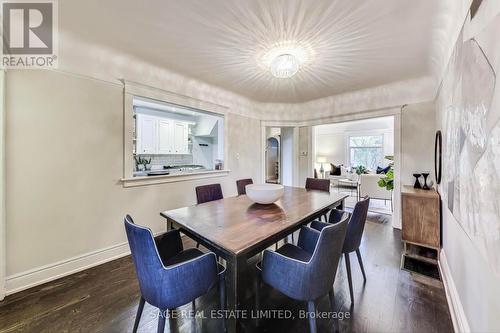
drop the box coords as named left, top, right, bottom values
left=121, top=169, right=230, bottom=188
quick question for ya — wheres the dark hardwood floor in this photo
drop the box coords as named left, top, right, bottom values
left=0, top=213, right=453, bottom=333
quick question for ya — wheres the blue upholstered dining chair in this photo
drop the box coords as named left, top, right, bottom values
left=256, top=217, right=348, bottom=333
left=124, top=215, right=226, bottom=333
left=311, top=196, right=370, bottom=304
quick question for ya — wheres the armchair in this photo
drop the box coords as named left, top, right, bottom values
left=359, top=173, right=392, bottom=209
left=257, top=218, right=348, bottom=333
left=124, top=215, right=225, bottom=333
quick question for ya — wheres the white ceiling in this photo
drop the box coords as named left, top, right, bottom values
left=60, top=0, right=440, bottom=103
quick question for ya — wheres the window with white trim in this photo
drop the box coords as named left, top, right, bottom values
left=348, top=135, right=384, bottom=170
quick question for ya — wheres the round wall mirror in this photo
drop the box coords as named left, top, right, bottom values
left=434, top=130, right=442, bottom=185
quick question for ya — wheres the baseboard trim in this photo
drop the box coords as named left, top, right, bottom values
left=439, top=250, right=471, bottom=332
left=5, top=241, right=131, bottom=296
left=4, top=231, right=180, bottom=296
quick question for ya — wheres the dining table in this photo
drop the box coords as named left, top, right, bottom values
left=160, top=185, right=348, bottom=333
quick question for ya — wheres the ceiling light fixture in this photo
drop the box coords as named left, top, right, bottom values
left=270, top=54, right=299, bottom=78
left=258, top=41, right=313, bottom=79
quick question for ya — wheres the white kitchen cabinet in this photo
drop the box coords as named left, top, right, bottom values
left=136, top=114, right=157, bottom=154
left=173, top=122, right=189, bottom=154
left=157, top=119, right=173, bottom=154
left=136, top=114, right=190, bottom=155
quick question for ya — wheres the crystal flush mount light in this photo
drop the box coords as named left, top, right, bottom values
left=258, top=42, right=312, bottom=79
left=270, top=54, right=299, bottom=78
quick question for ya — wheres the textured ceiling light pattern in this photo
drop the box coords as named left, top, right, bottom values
left=62, top=0, right=437, bottom=102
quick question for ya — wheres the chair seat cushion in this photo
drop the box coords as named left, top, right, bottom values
left=277, top=243, right=313, bottom=262
left=162, top=248, right=225, bottom=275
left=257, top=243, right=312, bottom=271
left=163, top=248, right=204, bottom=266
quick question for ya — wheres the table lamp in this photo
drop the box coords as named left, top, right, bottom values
left=317, top=156, right=327, bottom=178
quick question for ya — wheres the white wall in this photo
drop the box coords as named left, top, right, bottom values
left=314, top=116, right=394, bottom=170
left=401, top=102, right=436, bottom=186
left=436, top=3, right=500, bottom=332
left=4, top=69, right=262, bottom=293
left=281, top=127, right=294, bottom=186
left=298, top=126, right=313, bottom=188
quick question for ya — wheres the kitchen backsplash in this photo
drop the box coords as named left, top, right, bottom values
left=137, top=154, right=193, bottom=168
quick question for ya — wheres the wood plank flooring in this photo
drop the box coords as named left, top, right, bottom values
left=0, top=213, right=453, bottom=332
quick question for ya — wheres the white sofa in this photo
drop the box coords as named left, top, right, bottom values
left=358, top=173, right=392, bottom=201
left=327, top=166, right=359, bottom=186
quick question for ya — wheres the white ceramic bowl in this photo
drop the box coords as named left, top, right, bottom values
left=245, top=184, right=284, bottom=204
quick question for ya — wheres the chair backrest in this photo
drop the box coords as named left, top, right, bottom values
left=343, top=196, right=370, bottom=253
left=305, top=177, right=330, bottom=192
left=308, top=217, right=348, bottom=299
left=195, top=183, right=223, bottom=204
left=236, top=178, right=253, bottom=195
left=124, top=215, right=165, bottom=308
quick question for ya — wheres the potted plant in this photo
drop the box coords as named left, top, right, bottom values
left=134, top=156, right=151, bottom=171
left=353, top=165, right=368, bottom=175
left=378, top=156, right=394, bottom=191
left=144, top=157, right=152, bottom=171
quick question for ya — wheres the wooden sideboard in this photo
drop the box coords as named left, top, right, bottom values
left=401, top=186, right=441, bottom=280
left=401, top=185, right=440, bottom=249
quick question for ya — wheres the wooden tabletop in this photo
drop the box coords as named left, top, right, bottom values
left=161, top=186, right=347, bottom=256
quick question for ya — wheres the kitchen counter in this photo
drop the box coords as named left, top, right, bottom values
left=122, top=169, right=230, bottom=188
left=133, top=164, right=209, bottom=177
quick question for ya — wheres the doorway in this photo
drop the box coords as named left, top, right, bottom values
left=265, top=136, right=280, bottom=184
left=313, top=116, right=396, bottom=217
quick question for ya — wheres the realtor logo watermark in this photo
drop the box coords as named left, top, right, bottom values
left=1, top=0, right=58, bottom=68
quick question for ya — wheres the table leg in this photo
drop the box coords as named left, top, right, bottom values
left=337, top=199, right=345, bottom=211
left=225, top=255, right=246, bottom=333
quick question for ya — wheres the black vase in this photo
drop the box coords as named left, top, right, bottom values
left=421, top=173, right=430, bottom=190
left=413, top=173, right=422, bottom=189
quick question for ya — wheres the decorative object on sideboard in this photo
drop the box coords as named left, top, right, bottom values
left=413, top=173, right=422, bottom=189
left=421, top=172, right=430, bottom=190
left=434, top=130, right=442, bottom=185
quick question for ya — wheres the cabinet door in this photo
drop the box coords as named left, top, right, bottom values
left=157, top=119, right=173, bottom=154
left=402, top=194, right=440, bottom=248
left=137, top=115, right=157, bottom=154
left=173, top=122, right=188, bottom=154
